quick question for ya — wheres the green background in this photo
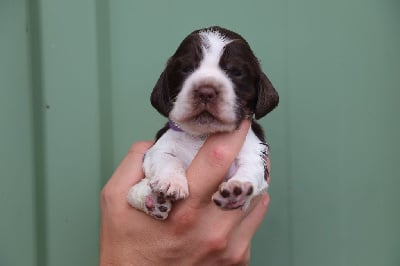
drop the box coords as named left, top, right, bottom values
left=1, top=0, right=399, bottom=265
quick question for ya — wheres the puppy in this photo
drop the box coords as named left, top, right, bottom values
left=127, top=26, right=279, bottom=220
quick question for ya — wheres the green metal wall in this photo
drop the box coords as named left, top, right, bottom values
left=1, top=0, right=399, bottom=265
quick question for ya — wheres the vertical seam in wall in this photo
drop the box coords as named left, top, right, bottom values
left=28, top=0, right=47, bottom=265
left=95, top=0, right=114, bottom=188
left=286, top=0, right=294, bottom=265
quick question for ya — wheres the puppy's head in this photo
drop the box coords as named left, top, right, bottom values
left=151, top=26, right=279, bottom=136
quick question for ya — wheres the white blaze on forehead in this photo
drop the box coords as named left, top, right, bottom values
left=199, top=29, right=232, bottom=65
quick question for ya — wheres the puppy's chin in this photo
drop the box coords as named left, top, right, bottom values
left=181, top=122, right=237, bottom=137
left=171, top=113, right=238, bottom=136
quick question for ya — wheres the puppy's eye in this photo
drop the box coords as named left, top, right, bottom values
left=180, top=65, right=194, bottom=74
left=229, top=68, right=243, bottom=78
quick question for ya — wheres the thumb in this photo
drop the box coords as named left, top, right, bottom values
left=186, top=120, right=251, bottom=206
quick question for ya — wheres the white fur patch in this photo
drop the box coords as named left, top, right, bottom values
left=199, top=29, right=232, bottom=65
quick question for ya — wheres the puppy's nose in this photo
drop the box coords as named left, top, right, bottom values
left=195, top=86, right=217, bottom=103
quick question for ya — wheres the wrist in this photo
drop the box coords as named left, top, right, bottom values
left=99, top=227, right=150, bottom=266
left=99, top=241, right=150, bottom=266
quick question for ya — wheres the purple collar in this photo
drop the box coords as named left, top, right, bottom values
left=169, top=119, right=184, bottom=132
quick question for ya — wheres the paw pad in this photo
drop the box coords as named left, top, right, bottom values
left=212, top=180, right=254, bottom=210
left=144, top=193, right=172, bottom=220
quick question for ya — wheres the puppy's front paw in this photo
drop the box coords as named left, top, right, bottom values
left=143, top=192, right=172, bottom=220
left=127, top=180, right=172, bottom=220
left=149, top=174, right=189, bottom=201
left=212, top=180, right=254, bottom=210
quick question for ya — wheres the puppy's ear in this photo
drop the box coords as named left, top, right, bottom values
left=150, top=70, right=171, bottom=117
left=254, top=73, right=279, bottom=119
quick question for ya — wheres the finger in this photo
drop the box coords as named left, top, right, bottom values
left=266, top=157, right=271, bottom=184
left=104, top=141, right=153, bottom=193
left=236, top=193, right=270, bottom=242
left=186, top=120, right=251, bottom=206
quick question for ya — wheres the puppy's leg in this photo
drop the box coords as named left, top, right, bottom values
left=143, top=146, right=189, bottom=201
left=212, top=135, right=268, bottom=210
left=128, top=132, right=189, bottom=219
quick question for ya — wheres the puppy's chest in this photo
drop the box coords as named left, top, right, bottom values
left=158, top=129, right=239, bottom=177
left=167, top=131, right=205, bottom=168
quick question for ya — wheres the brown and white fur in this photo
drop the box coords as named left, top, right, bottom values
left=127, top=26, right=279, bottom=220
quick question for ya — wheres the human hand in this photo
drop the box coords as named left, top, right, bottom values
left=99, top=120, right=270, bottom=266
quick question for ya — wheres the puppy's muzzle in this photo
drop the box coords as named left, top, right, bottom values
left=194, top=86, right=218, bottom=104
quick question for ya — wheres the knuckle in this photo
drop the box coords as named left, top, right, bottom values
left=100, top=185, right=110, bottom=204
left=177, top=211, right=196, bottom=227
left=171, top=207, right=197, bottom=233
left=207, top=145, right=234, bottom=168
left=100, top=183, right=120, bottom=212
left=100, top=185, right=113, bottom=209
left=100, top=185, right=128, bottom=220
left=204, top=232, right=229, bottom=252
left=128, top=141, right=153, bottom=154
left=227, top=245, right=250, bottom=266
